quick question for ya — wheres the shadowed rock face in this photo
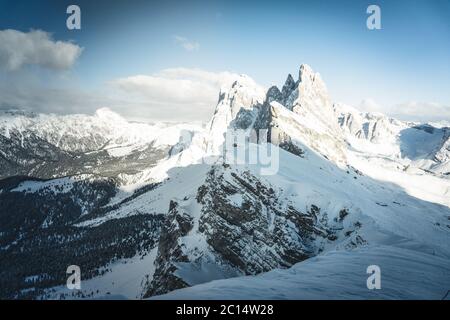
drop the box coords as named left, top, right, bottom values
left=145, top=165, right=335, bottom=297
left=253, top=86, right=305, bottom=158
left=144, top=200, right=194, bottom=297
left=2, top=64, right=448, bottom=300
left=252, top=65, right=346, bottom=165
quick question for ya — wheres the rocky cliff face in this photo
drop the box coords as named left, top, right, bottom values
left=1, top=64, right=449, bottom=300
left=253, top=65, right=347, bottom=165
left=205, top=76, right=265, bottom=154
left=142, top=65, right=450, bottom=298
left=145, top=163, right=339, bottom=296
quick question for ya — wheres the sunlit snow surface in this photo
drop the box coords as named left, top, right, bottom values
left=150, top=143, right=450, bottom=300
left=153, top=245, right=450, bottom=300
left=3, top=66, right=450, bottom=300
left=44, top=248, right=158, bottom=300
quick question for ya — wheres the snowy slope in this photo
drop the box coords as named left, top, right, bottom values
left=1, top=64, right=449, bottom=300
left=0, top=107, right=204, bottom=158
left=141, top=140, right=450, bottom=297
left=0, top=108, right=190, bottom=153
left=40, top=248, right=159, bottom=300
left=335, top=102, right=450, bottom=176
left=142, top=65, right=450, bottom=299
left=152, top=245, right=450, bottom=300
left=0, top=108, right=203, bottom=182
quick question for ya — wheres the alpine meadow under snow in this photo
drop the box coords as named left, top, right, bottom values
left=0, top=64, right=449, bottom=300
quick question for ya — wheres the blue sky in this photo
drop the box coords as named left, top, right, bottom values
left=0, top=0, right=449, bottom=121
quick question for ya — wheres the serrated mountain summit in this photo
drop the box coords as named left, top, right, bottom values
left=1, top=65, right=449, bottom=300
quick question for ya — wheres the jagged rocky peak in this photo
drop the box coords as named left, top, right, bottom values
left=264, top=73, right=298, bottom=109
left=206, top=74, right=265, bottom=153
left=266, top=86, right=283, bottom=104
left=298, top=64, right=325, bottom=85
left=281, top=73, right=296, bottom=99
left=261, top=64, right=332, bottom=115
left=245, top=64, right=346, bottom=165
left=216, top=74, right=265, bottom=119
left=209, top=64, right=335, bottom=135
left=294, top=64, right=331, bottom=109
left=206, top=64, right=347, bottom=163
left=289, top=64, right=341, bottom=136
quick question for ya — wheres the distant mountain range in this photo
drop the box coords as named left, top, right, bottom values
left=1, top=64, right=449, bottom=299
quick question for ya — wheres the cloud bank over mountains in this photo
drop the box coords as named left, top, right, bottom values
left=111, top=68, right=248, bottom=120
left=358, top=98, right=450, bottom=124
left=0, top=28, right=448, bottom=124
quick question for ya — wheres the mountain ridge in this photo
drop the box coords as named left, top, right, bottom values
left=0, top=64, right=449, bottom=299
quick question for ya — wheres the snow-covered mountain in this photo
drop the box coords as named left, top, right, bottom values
left=0, top=108, right=202, bottom=184
left=335, top=102, right=450, bottom=175
left=0, top=64, right=449, bottom=300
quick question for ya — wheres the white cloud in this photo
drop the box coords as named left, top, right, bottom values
left=0, top=29, right=83, bottom=71
left=173, top=35, right=200, bottom=52
left=389, top=101, right=450, bottom=123
left=157, top=68, right=239, bottom=86
left=357, top=98, right=450, bottom=123
left=0, top=80, right=108, bottom=115
left=0, top=67, right=249, bottom=122
left=357, top=98, right=382, bottom=113
left=111, top=68, right=244, bottom=121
